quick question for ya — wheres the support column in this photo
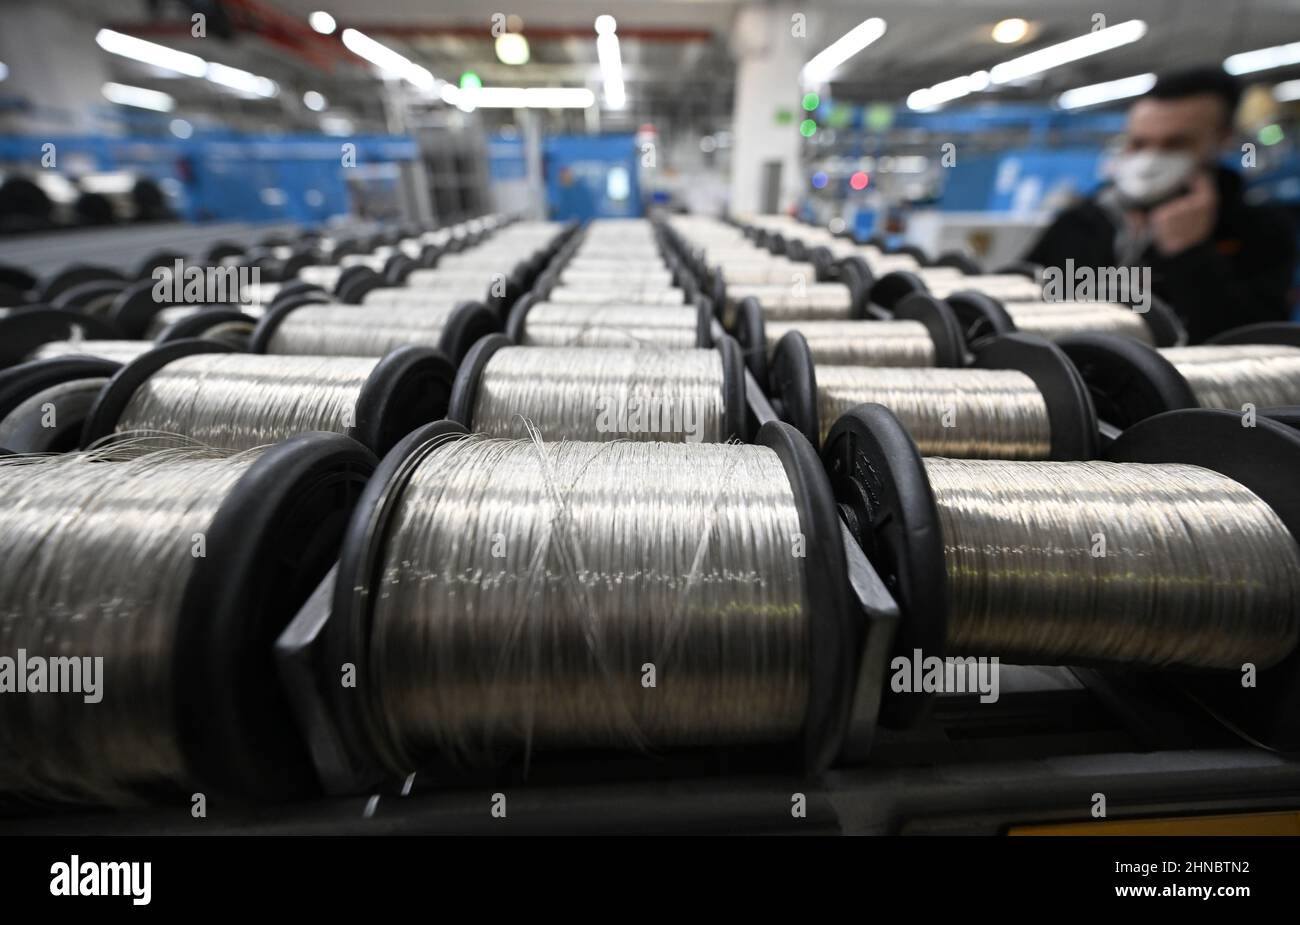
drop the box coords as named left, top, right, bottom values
left=728, top=4, right=804, bottom=216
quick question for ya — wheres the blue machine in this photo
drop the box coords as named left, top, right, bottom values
left=0, top=131, right=419, bottom=224
left=543, top=134, right=642, bottom=221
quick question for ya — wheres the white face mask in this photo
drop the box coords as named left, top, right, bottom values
left=1109, top=150, right=1197, bottom=209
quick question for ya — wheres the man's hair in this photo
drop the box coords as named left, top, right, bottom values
left=1144, top=67, right=1241, bottom=126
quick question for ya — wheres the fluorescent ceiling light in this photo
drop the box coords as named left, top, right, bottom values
left=102, top=81, right=175, bottom=112
left=205, top=62, right=277, bottom=98
left=0, top=62, right=8, bottom=82
left=450, top=86, right=595, bottom=109
left=341, top=27, right=436, bottom=91
left=595, top=15, right=617, bottom=36
left=990, top=19, right=1147, bottom=85
left=1057, top=72, right=1155, bottom=109
left=1274, top=79, right=1300, bottom=102
left=1225, top=41, right=1300, bottom=75
left=495, top=33, right=530, bottom=66
left=303, top=90, right=328, bottom=111
left=95, top=28, right=206, bottom=78
left=991, top=18, right=1030, bottom=44
left=802, top=18, right=887, bottom=84
left=597, top=31, right=625, bottom=108
left=907, top=70, right=990, bottom=110
left=309, top=11, right=337, bottom=35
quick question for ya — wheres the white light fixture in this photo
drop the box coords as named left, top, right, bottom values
left=169, top=118, right=194, bottom=138
left=341, top=28, right=436, bottom=91
left=1274, top=79, right=1300, bottom=102
left=1057, top=72, right=1156, bottom=109
left=1225, top=41, right=1300, bottom=75
left=596, top=21, right=625, bottom=109
left=450, top=86, right=595, bottom=109
left=991, top=18, right=1030, bottom=45
left=303, top=90, right=328, bottom=111
left=309, top=11, right=337, bottom=35
left=495, top=33, right=530, bottom=66
left=95, top=28, right=206, bottom=78
left=0, top=61, right=8, bottom=82
left=206, top=62, right=278, bottom=98
left=102, top=81, right=175, bottom=112
left=990, top=19, right=1147, bottom=85
left=320, top=116, right=354, bottom=136
left=802, top=18, right=887, bottom=84
left=907, top=70, right=991, bottom=110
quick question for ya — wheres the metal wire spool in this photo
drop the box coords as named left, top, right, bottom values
left=1159, top=344, right=1300, bottom=409
left=545, top=285, right=686, bottom=306
left=0, top=434, right=376, bottom=805
left=450, top=337, right=745, bottom=443
left=766, top=320, right=936, bottom=367
left=249, top=300, right=497, bottom=363
left=1000, top=300, right=1155, bottom=345
left=724, top=282, right=852, bottom=320
left=508, top=301, right=706, bottom=349
left=82, top=343, right=453, bottom=455
left=825, top=404, right=1300, bottom=734
left=815, top=366, right=1051, bottom=455
left=325, top=419, right=856, bottom=777
left=30, top=339, right=154, bottom=363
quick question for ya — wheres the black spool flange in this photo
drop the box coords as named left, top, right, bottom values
left=175, top=430, right=377, bottom=799
left=839, top=257, right=875, bottom=319
left=1206, top=321, right=1300, bottom=348
left=1057, top=332, right=1197, bottom=431
left=51, top=279, right=127, bottom=317
left=809, top=246, right=837, bottom=281
left=0, top=262, right=37, bottom=292
left=40, top=264, right=126, bottom=302
left=334, top=266, right=382, bottom=303
left=970, top=332, right=1100, bottom=460
left=869, top=270, right=928, bottom=312
left=205, top=241, right=246, bottom=264
left=134, top=250, right=187, bottom=280
left=81, top=338, right=235, bottom=447
left=768, top=330, right=819, bottom=447
left=1107, top=409, right=1300, bottom=750
left=1139, top=295, right=1184, bottom=348
left=934, top=251, right=981, bottom=274
left=351, top=345, right=456, bottom=456
left=0, top=356, right=121, bottom=453
left=504, top=292, right=537, bottom=342
left=757, top=419, right=858, bottom=773
left=384, top=254, right=416, bottom=285
left=893, top=293, right=966, bottom=368
left=942, top=289, right=1016, bottom=345
left=108, top=278, right=182, bottom=338
left=269, top=280, right=327, bottom=306
left=246, top=293, right=333, bottom=353
left=735, top=297, right=769, bottom=383
left=891, top=244, right=930, bottom=266
left=0, top=308, right=121, bottom=368
left=822, top=403, right=948, bottom=728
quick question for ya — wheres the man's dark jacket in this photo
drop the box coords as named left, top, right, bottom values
left=1024, top=167, right=1295, bottom=343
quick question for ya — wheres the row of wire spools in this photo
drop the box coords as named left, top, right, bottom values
left=1, top=211, right=1300, bottom=811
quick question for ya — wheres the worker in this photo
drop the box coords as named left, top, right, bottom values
left=1025, top=67, right=1296, bottom=342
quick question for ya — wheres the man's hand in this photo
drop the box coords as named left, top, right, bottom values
left=1147, top=171, right=1218, bottom=256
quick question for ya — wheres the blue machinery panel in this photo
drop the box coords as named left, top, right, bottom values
left=543, top=134, right=642, bottom=222
left=0, top=132, right=419, bottom=224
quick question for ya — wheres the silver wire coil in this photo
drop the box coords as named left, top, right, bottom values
left=263, top=303, right=458, bottom=356
left=29, top=340, right=155, bottom=363
left=1001, top=300, right=1154, bottom=344
left=815, top=366, right=1052, bottom=456
left=0, top=445, right=260, bottom=803
left=362, top=435, right=810, bottom=771
left=764, top=320, right=936, bottom=367
left=926, top=457, right=1300, bottom=668
left=472, top=346, right=728, bottom=442
left=1160, top=344, right=1300, bottom=409
left=114, top=353, right=378, bottom=451
left=521, top=303, right=699, bottom=348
